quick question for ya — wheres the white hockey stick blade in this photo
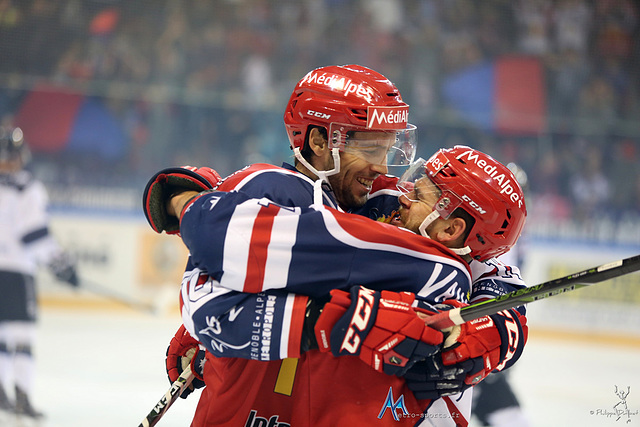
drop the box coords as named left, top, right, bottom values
left=139, top=365, right=195, bottom=427
left=424, top=254, right=640, bottom=330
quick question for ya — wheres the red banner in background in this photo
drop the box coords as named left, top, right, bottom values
left=494, top=57, right=546, bottom=135
left=15, top=86, right=84, bottom=152
left=14, top=84, right=126, bottom=159
left=442, top=56, right=547, bottom=136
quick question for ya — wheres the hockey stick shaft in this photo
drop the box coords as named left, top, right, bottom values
left=424, top=254, right=640, bottom=330
left=139, top=365, right=195, bottom=427
left=79, top=278, right=157, bottom=314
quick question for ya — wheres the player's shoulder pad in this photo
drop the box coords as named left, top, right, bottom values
left=215, top=163, right=314, bottom=191
left=471, top=258, right=526, bottom=288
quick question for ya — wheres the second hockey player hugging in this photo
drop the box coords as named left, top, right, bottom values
left=142, top=65, right=528, bottom=427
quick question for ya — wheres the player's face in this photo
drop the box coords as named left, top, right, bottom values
left=341, top=131, right=396, bottom=166
left=328, top=133, right=392, bottom=209
left=394, top=177, right=442, bottom=235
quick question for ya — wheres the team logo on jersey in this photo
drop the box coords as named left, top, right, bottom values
left=378, top=387, right=409, bottom=421
left=199, top=315, right=251, bottom=354
left=244, top=410, right=290, bottom=427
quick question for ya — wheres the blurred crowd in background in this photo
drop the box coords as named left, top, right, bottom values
left=0, top=0, right=639, bottom=244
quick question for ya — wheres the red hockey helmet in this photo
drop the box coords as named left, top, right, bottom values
left=284, top=65, right=416, bottom=172
left=398, top=146, right=527, bottom=261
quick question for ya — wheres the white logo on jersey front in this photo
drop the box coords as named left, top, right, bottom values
left=229, top=306, right=244, bottom=322
left=199, top=315, right=250, bottom=353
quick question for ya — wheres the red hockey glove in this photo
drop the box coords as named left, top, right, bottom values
left=405, top=301, right=527, bottom=399
left=314, top=286, right=443, bottom=376
left=143, top=166, right=221, bottom=234
left=439, top=300, right=528, bottom=387
left=166, top=325, right=206, bottom=399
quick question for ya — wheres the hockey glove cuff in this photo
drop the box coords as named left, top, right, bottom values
left=143, top=166, right=221, bottom=234
left=438, top=300, right=528, bottom=387
left=166, top=324, right=206, bottom=399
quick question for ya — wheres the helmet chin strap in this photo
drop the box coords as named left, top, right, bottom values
left=294, top=146, right=342, bottom=210
left=452, top=246, right=472, bottom=257
left=293, top=147, right=341, bottom=184
left=417, top=211, right=472, bottom=257
left=417, top=211, right=439, bottom=238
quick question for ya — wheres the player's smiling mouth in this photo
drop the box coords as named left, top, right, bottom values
left=356, top=177, right=373, bottom=190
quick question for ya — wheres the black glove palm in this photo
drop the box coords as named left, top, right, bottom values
left=403, top=354, right=482, bottom=400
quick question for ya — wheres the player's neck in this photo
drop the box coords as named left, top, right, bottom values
left=294, top=161, right=320, bottom=181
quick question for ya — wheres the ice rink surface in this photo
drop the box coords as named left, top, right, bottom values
left=5, top=301, right=639, bottom=427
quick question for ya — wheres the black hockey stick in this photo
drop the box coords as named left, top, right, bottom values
left=424, top=254, right=640, bottom=330
left=138, top=364, right=195, bottom=427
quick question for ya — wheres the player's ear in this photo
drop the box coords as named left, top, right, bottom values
left=434, top=217, right=467, bottom=246
left=308, top=128, right=328, bottom=156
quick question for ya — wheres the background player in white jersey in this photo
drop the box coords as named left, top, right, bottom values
left=0, top=127, right=78, bottom=420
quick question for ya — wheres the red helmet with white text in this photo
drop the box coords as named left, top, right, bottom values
left=399, top=146, right=527, bottom=261
left=284, top=65, right=416, bottom=175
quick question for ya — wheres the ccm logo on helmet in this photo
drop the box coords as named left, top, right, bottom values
left=306, top=110, right=331, bottom=120
left=462, top=194, right=487, bottom=215
left=456, top=150, right=524, bottom=209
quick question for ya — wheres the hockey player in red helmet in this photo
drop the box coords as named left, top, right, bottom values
left=146, top=143, right=529, bottom=426
left=142, top=66, right=529, bottom=426
left=283, top=64, right=416, bottom=209
left=394, top=145, right=527, bottom=261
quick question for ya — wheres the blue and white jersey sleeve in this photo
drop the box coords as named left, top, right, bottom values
left=178, top=190, right=472, bottom=360
left=180, top=264, right=308, bottom=361
left=469, top=258, right=527, bottom=316
left=469, top=258, right=529, bottom=373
